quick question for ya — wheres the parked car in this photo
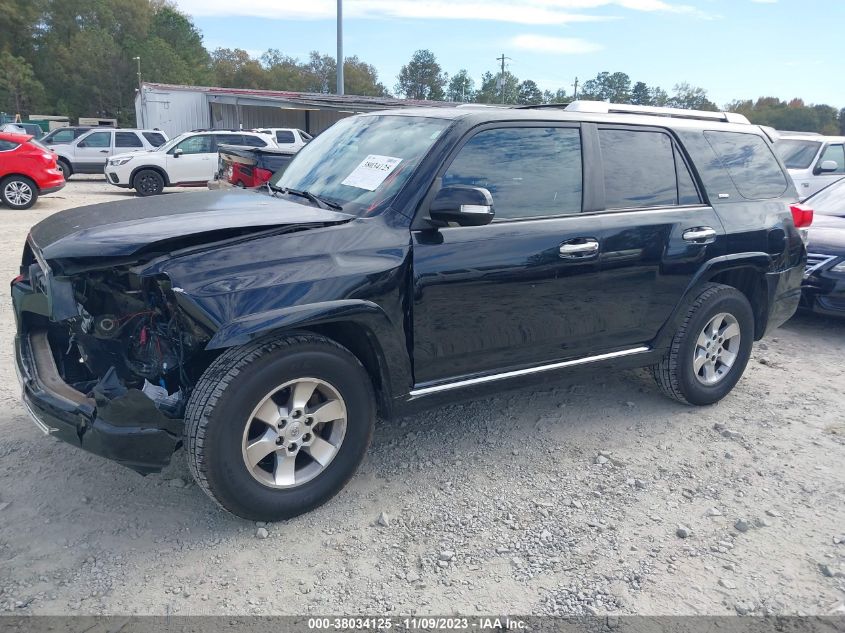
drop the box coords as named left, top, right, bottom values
left=214, top=144, right=296, bottom=188
left=0, top=131, right=64, bottom=209
left=51, top=128, right=169, bottom=179
left=800, top=178, right=845, bottom=317
left=1, top=122, right=44, bottom=139
left=252, top=128, right=311, bottom=151
left=12, top=102, right=809, bottom=521
left=774, top=134, right=845, bottom=199
left=40, top=126, right=92, bottom=146
left=106, top=130, right=277, bottom=196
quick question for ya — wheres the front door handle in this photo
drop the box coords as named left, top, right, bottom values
left=559, top=238, right=599, bottom=259
left=99, top=150, right=109, bottom=153
left=683, top=227, right=717, bottom=244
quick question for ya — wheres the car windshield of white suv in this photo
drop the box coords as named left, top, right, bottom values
left=270, top=115, right=450, bottom=216
left=157, top=133, right=191, bottom=153
left=775, top=139, right=822, bottom=169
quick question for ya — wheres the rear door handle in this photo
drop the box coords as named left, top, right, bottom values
left=559, top=238, right=599, bottom=259
left=683, top=227, right=717, bottom=244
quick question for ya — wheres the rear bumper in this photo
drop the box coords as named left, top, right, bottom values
left=14, top=330, right=180, bottom=474
left=39, top=181, right=65, bottom=195
left=761, top=264, right=804, bottom=335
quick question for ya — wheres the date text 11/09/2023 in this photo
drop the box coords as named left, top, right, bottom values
left=307, top=617, right=528, bottom=630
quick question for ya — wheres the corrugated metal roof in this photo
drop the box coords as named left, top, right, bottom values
left=140, top=82, right=456, bottom=110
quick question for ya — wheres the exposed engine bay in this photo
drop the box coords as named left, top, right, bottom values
left=50, top=269, right=210, bottom=419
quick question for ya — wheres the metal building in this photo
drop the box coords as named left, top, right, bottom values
left=135, top=82, right=452, bottom=138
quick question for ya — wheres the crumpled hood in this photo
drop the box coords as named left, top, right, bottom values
left=30, top=189, right=353, bottom=261
left=807, top=215, right=845, bottom=256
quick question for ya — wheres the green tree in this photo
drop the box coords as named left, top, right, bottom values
left=211, top=48, right=267, bottom=88
left=542, top=88, right=568, bottom=104
left=668, top=82, right=717, bottom=110
left=475, top=70, right=519, bottom=104
left=447, top=69, right=475, bottom=102
left=0, top=51, right=45, bottom=114
left=395, top=49, right=446, bottom=100
left=630, top=81, right=651, bottom=106
left=839, top=108, right=845, bottom=135
left=650, top=86, right=669, bottom=106
left=517, top=79, right=543, bottom=105
left=580, top=71, right=631, bottom=103
left=343, top=56, right=389, bottom=97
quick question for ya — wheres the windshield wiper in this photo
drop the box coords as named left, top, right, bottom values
left=275, top=186, right=343, bottom=211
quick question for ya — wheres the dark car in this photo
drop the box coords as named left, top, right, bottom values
left=801, top=178, right=845, bottom=316
left=215, top=144, right=296, bottom=188
left=11, top=102, right=809, bottom=521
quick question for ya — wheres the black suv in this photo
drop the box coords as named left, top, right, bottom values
left=12, top=102, right=808, bottom=521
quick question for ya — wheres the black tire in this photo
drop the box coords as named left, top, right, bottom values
left=133, top=169, right=165, bottom=196
left=652, top=283, right=754, bottom=406
left=185, top=333, right=375, bottom=521
left=56, top=158, right=72, bottom=179
left=0, top=175, right=39, bottom=210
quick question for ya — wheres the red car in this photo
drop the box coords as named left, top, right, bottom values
left=216, top=144, right=296, bottom=188
left=0, top=132, right=65, bottom=210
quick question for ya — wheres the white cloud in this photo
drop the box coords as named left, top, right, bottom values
left=510, top=34, right=603, bottom=54
left=173, top=0, right=706, bottom=23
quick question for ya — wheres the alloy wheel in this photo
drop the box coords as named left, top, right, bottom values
left=241, top=378, right=347, bottom=489
left=4, top=180, right=33, bottom=207
left=693, top=312, right=741, bottom=386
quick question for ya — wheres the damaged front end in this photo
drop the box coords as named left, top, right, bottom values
left=13, top=242, right=211, bottom=474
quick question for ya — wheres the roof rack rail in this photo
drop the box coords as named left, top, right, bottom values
left=564, top=100, right=750, bottom=125
left=515, top=102, right=571, bottom=110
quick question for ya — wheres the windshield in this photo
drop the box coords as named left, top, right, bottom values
left=270, top=115, right=451, bottom=216
left=157, top=132, right=191, bottom=153
left=775, top=139, right=822, bottom=170
left=807, top=178, right=845, bottom=216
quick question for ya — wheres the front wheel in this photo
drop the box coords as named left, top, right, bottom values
left=185, top=333, right=375, bottom=521
left=1, top=176, right=39, bottom=210
left=133, top=169, right=165, bottom=196
left=652, top=283, right=754, bottom=406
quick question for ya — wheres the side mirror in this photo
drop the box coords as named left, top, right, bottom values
left=173, top=147, right=183, bottom=158
left=818, top=160, right=839, bottom=174
left=77, top=141, right=87, bottom=148
left=429, top=185, right=494, bottom=227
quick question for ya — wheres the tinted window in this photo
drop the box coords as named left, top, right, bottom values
left=175, top=135, right=214, bottom=154
left=0, top=140, right=19, bottom=151
left=599, top=129, right=678, bottom=209
left=443, top=127, right=582, bottom=220
left=215, top=134, right=243, bottom=146
left=81, top=131, right=111, bottom=148
left=143, top=132, right=166, bottom=147
left=818, top=144, right=845, bottom=174
left=241, top=134, right=269, bottom=147
left=276, top=130, right=296, bottom=144
left=705, top=131, right=788, bottom=200
left=775, top=139, right=821, bottom=169
left=115, top=132, right=143, bottom=148
left=47, top=129, right=76, bottom=144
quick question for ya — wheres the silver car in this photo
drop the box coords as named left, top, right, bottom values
left=775, top=134, right=845, bottom=199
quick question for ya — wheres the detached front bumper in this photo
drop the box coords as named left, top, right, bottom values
left=15, top=330, right=180, bottom=474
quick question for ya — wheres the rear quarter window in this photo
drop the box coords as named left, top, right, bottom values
left=0, top=140, right=19, bottom=151
left=704, top=131, right=788, bottom=200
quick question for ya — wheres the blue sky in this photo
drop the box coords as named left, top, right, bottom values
left=174, top=0, right=844, bottom=108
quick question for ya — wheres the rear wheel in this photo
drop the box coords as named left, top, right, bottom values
left=133, top=169, right=165, bottom=196
left=652, top=283, right=754, bottom=406
left=56, top=158, right=72, bottom=179
left=1, top=176, right=38, bottom=210
left=185, top=333, right=375, bottom=521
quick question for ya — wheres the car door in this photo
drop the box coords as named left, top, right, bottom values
left=411, top=124, right=616, bottom=385
left=165, top=134, right=215, bottom=184
left=591, top=125, right=726, bottom=350
left=73, top=130, right=113, bottom=172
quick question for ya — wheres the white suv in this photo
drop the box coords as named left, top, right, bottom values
left=105, top=130, right=276, bottom=196
left=252, top=128, right=311, bottom=151
left=774, top=134, right=845, bottom=199
left=52, top=128, right=168, bottom=179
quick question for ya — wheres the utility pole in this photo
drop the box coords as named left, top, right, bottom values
left=572, top=77, right=579, bottom=100
left=133, top=56, right=142, bottom=90
left=497, top=54, right=511, bottom=104
left=336, top=0, right=344, bottom=95
left=133, top=56, right=144, bottom=128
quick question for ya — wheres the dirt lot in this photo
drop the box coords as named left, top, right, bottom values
left=0, top=178, right=844, bottom=616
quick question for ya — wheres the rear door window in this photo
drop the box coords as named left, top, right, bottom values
left=598, top=128, right=689, bottom=209
left=241, top=135, right=269, bottom=147
left=115, top=132, right=143, bottom=148
left=442, top=126, right=583, bottom=220
left=704, top=131, right=788, bottom=199
left=276, top=130, right=296, bottom=144
left=817, top=144, right=845, bottom=174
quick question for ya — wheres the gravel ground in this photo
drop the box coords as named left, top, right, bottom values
left=0, top=178, right=844, bottom=617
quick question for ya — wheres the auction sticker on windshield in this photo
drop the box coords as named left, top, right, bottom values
left=342, top=155, right=403, bottom=191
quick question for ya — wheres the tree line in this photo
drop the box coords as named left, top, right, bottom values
left=1, top=0, right=843, bottom=135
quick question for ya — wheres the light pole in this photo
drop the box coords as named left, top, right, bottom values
left=336, top=0, right=344, bottom=95
left=133, top=56, right=142, bottom=90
